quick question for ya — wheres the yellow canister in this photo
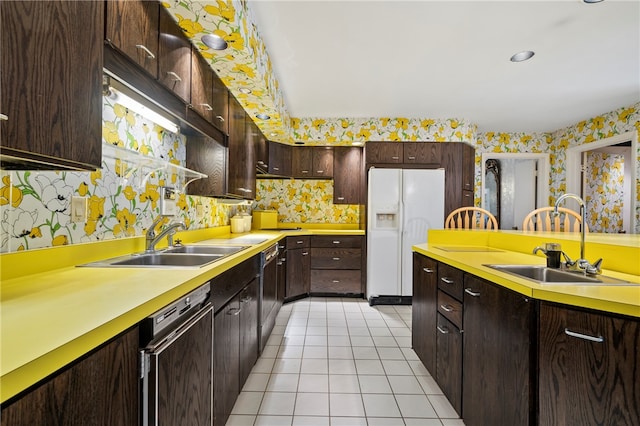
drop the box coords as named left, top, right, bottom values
left=252, top=210, right=278, bottom=229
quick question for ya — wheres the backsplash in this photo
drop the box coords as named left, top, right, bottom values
left=0, top=97, right=231, bottom=253
left=254, top=179, right=359, bottom=225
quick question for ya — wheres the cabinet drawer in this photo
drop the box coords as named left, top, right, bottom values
left=311, top=235, right=362, bottom=248
left=311, top=270, right=361, bottom=293
left=310, top=248, right=361, bottom=269
left=437, top=290, right=463, bottom=329
left=286, top=236, right=310, bottom=250
left=438, top=263, right=464, bottom=301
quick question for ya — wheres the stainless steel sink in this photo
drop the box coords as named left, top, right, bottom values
left=79, top=245, right=247, bottom=268
left=484, top=264, right=636, bottom=285
left=163, top=245, right=249, bottom=255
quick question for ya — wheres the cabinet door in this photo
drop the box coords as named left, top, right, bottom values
left=242, top=118, right=258, bottom=197
left=292, top=147, right=313, bottom=178
left=412, top=254, right=438, bottom=375
left=255, top=132, right=269, bottom=172
left=240, top=278, right=259, bottom=385
left=436, top=313, right=462, bottom=416
left=365, top=142, right=403, bottom=164
left=1, top=0, right=103, bottom=170
left=106, top=0, right=159, bottom=78
left=0, top=327, right=139, bottom=425
left=463, top=275, right=533, bottom=426
left=269, top=142, right=292, bottom=176
left=462, top=143, right=475, bottom=192
left=191, top=47, right=215, bottom=122
left=404, top=142, right=441, bottom=164
left=286, top=248, right=310, bottom=299
left=333, top=147, right=362, bottom=204
left=211, top=72, right=229, bottom=134
left=313, top=147, right=334, bottom=178
left=214, top=300, right=241, bottom=426
left=186, top=134, right=227, bottom=197
left=277, top=242, right=287, bottom=304
left=228, top=95, right=251, bottom=197
left=539, top=303, right=640, bottom=426
left=158, top=7, right=191, bottom=102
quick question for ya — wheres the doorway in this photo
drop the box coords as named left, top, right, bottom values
left=566, top=131, right=638, bottom=234
left=481, top=153, right=550, bottom=230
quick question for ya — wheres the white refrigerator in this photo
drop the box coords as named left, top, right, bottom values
left=366, top=168, right=445, bottom=304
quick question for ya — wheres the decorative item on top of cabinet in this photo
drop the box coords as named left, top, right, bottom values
left=333, top=147, right=363, bottom=204
left=365, top=141, right=403, bottom=164
left=106, top=0, right=159, bottom=78
left=310, top=236, right=363, bottom=295
left=412, top=253, right=438, bottom=375
left=463, top=274, right=534, bottom=426
left=285, top=236, right=311, bottom=300
left=158, top=6, right=191, bottom=103
left=186, top=133, right=226, bottom=197
left=0, top=0, right=103, bottom=170
left=538, top=302, right=640, bottom=426
left=0, top=327, right=139, bottom=425
left=268, top=141, right=292, bottom=176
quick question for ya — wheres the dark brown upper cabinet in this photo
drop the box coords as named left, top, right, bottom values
left=227, top=96, right=255, bottom=198
left=106, top=0, right=159, bottom=78
left=268, top=142, right=292, bottom=176
left=292, top=147, right=333, bottom=178
left=404, top=142, right=442, bottom=164
left=0, top=1, right=103, bottom=170
left=190, top=47, right=215, bottom=123
left=186, top=134, right=227, bottom=197
left=210, top=72, right=229, bottom=134
left=158, top=6, right=191, bottom=103
left=333, top=147, right=362, bottom=204
left=365, top=141, right=403, bottom=164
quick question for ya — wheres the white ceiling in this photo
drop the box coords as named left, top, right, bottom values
left=249, top=0, right=640, bottom=134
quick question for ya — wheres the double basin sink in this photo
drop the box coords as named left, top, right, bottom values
left=485, top=264, right=636, bottom=286
left=80, top=235, right=273, bottom=268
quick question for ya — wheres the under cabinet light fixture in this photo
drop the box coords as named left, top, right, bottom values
left=106, top=87, right=179, bottom=134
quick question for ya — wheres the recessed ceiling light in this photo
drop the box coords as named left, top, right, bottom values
left=256, top=113, right=270, bottom=120
left=239, top=88, right=252, bottom=94
left=269, top=132, right=278, bottom=137
left=201, top=34, right=228, bottom=50
left=510, top=51, right=535, bottom=62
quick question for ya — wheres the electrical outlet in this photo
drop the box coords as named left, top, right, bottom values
left=71, top=196, right=88, bottom=223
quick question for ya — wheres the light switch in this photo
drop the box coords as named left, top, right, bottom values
left=71, top=196, right=87, bottom=223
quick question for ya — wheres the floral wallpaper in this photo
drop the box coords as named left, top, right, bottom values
left=584, top=152, right=625, bottom=233
left=0, top=97, right=232, bottom=253
left=254, top=179, right=359, bottom=225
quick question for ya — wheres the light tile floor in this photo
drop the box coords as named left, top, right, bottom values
left=227, top=297, right=466, bottom=426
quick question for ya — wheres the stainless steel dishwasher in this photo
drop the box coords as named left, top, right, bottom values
left=259, top=243, right=279, bottom=352
left=140, top=282, right=213, bottom=426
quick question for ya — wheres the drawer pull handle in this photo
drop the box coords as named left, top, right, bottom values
left=301, top=170, right=309, bottom=174
left=216, top=115, right=225, bottom=122
left=391, top=156, right=399, bottom=160
left=423, top=267, right=434, bottom=273
left=564, top=328, right=604, bottom=343
left=332, top=280, right=340, bottom=283
left=408, top=156, right=416, bottom=160
left=135, top=44, right=156, bottom=59
left=166, top=71, right=182, bottom=82
left=440, top=304, right=453, bottom=312
left=333, top=257, right=340, bottom=261
left=302, top=252, right=309, bottom=256
left=227, top=307, right=241, bottom=316
left=276, top=262, right=282, bottom=266
left=437, top=325, right=449, bottom=334
left=337, top=197, right=345, bottom=201
left=273, top=167, right=280, bottom=171
left=441, top=277, right=454, bottom=284
left=316, top=170, right=324, bottom=174
left=297, top=240, right=304, bottom=244
left=333, top=241, right=341, bottom=244
left=465, top=288, right=480, bottom=297
left=201, top=103, right=213, bottom=111
left=0, top=113, right=8, bottom=121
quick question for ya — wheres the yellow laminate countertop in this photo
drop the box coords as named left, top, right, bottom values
left=0, top=228, right=364, bottom=403
left=414, top=230, right=640, bottom=319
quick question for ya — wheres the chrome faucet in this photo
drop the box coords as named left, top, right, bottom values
left=145, top=217, right=186, bottom=252
left=553, top=193, right=602, bottom=274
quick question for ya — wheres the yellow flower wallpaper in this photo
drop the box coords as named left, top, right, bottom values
left=584, top=152, right=625, bottom=233
left=254, top=179, right=359, bottom=225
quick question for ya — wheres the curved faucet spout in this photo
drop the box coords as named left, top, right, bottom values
left=145, top=219, right=186, bottom=252
left=553, top=193, right=589, bottom=269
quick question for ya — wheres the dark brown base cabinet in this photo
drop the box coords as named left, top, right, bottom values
left=285, top=236, right=311, bottom=300
left=436, top=313, right=463, bottom=415
left=412, top=253, right=438, bottom=375
left=463, top=274, right=534, bottom=426
left=538, top=302, right=640, bottom=426
left=0, top=327, right=139, bottom=425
